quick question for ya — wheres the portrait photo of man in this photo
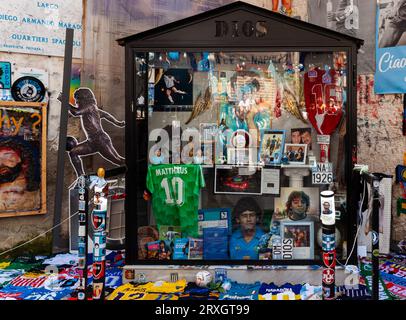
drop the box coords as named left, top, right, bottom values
left=0, top=137, right=41, bottom=212
left=229, top=197, right=265, bottom=260
left=286, top=191, right=311, bottom=221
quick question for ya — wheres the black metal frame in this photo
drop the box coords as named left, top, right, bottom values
left=118, top=2, right=363, bottom=266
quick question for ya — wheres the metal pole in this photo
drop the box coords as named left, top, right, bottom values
left=371, top=177, right=380, bottom=300
left=52, top=28, right=74, bottom=252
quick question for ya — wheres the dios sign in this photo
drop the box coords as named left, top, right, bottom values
left=215, top=20, right=269, bottom=38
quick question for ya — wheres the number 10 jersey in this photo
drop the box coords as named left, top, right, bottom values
left=146, top=164, right=205, bottom=238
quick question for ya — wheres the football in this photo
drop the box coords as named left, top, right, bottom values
left=195, top=271, right=212, bottom=287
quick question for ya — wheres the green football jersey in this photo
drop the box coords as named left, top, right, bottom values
left=146, top=164, right=205, bottom=238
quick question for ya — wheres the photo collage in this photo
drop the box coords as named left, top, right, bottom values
left=139, top=51, right=348, bottom=262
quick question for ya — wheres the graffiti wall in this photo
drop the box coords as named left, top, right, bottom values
left=0, top=102, right=46, bottom=217
left=357, top=74, right=406, bottom=241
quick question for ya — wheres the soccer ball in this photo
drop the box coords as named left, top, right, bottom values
left=195, top=271, right=212, bottom=287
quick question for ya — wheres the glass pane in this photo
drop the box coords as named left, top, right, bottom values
left=135, top=51, right=348, bottom=262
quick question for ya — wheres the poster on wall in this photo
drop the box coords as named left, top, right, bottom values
left=0, top=0, right=82, bottom=58
left=375, top=0, right=406, bottom=94
left=308, top=0, right=376, bottom=74
left=0, top=102, right=46, bottom=218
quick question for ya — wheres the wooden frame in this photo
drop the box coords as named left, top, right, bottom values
left=0, top=101, right=47, bottom=218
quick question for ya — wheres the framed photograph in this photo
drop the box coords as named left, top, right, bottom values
left=214, top=165, right=262, bottom=195
left=281, top=221, right=314, bottom=260
left=227, top=148, right=257, bottom=166
left=259, top=130, right=286, bottom=165
left=261, top=168, right=281, bottom=196
left=0, top=101, right=47, bottom=218
left=153, top=68, right=193, bottom=110
left=291, top=128, right=312, bottom=150
left=274, top=187, right=320, bottom=221
left=283, top=144, right=307, bottom=165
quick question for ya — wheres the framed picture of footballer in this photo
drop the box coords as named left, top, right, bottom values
left=154, top=68, right=193, bottom=111
left=281, top=221, right=314, bottom=260
left=283, top=144, right=307, bottom=165
left=259, top=130, right=286, bottom=166
left=214, top=165, right=262, bottom=195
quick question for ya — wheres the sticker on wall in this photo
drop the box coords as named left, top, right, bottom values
left=59, top=87, right=125, bottom=177
left=11, top=76, right=46, bottom=102
left=0, top=62, right=12, bottom=89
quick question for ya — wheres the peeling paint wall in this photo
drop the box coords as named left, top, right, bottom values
left=357, top=75, right=406, bottom=242
left=0, top=52, right=81, bottom=252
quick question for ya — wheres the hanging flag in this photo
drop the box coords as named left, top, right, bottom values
left=375, top=0, right=406, bottom=94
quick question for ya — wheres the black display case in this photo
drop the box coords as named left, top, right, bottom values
left=118, top=1, right=363, bottom=266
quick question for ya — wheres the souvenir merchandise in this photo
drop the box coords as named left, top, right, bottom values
left=281, top=221, right=314, bottom=259
left=195, top=271, right=212, bottom=288
left=107, top=280, right=187, bottom=300
left=76, top=175, right=89, bottom=300
left=359, top=260, right=394, bottom=300
left=259, top=130, right=286, bottom=165
left=146, top=164, right=205, bottom=238
left=304, top=67, right=344, bottom=163
left=198, top=208, right=231, bottom=236
left=91, top=169, right=108, bottom=300
left=0, top=270, right=23, bottom=288
left=173, top=238, right=189, bottom=260
left=258, top=283, right=302, bottom=300
left=203, top=227, right=229, bottom=260
left=178, top=282, right=219, bottom=300
left=300, top=283, right=322, bottom=300
left=283, top=144, right=307, bottom=165
left=219, top=282, right=261, bottom=300
left=320, top=191, right=336, bottom=300
left=188, top=238, right=203, bottom=260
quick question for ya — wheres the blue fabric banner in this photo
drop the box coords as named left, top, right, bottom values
left=375, top=0, right=406, bottom=94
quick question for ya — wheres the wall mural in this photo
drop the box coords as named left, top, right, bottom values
left=308, top=0, right=376, bottom=74
left=0, top=102, right=46, bottom=217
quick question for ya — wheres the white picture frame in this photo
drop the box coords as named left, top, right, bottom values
left=283, top=143, right=308, bottom=165
left=280, top=221, right=314, bottom=260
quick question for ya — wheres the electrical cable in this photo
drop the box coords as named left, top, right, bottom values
left=335, top=177, right=367, bottom=271
left=0, top=211, right=79, bottom=258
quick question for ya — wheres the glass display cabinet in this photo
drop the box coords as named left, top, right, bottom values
left=117, top=1, right=363, bottom=266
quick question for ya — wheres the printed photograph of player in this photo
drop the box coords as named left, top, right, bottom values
left=259, top=130, right=286, bottom=165
left=274, top=188, right=320, bottom=221
left=281, top=221, right=315, bottom=259
left=283, top=225, right=311, bottom=248
left=291, top=128, right=312, bottom=151
left=154, top=68, right=193, bottom=110
left=378, top=0, right=406, bottom=48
